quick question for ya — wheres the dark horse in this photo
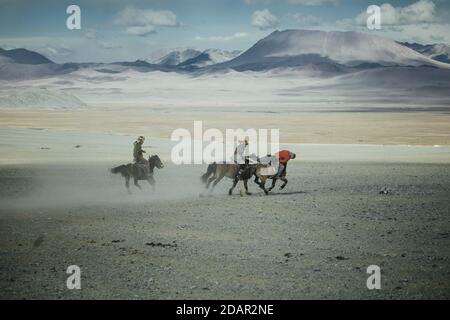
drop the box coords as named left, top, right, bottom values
left=201, top=162, right=256, bottom=195
left=111, top=154, right=164, bottom=193
left=253, top=163, right=289, bottom=195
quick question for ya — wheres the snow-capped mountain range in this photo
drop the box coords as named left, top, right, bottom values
left=1, top=29, right=450, bottom=110
left=218, top=30, right=448, bottom=71
left=147, top=48, right=241, bottom=69
left=1, top=29, right=449, bottom=81
left=399, top=42, right=450, bottom=64
left=148, top=48, right=203, bottom=66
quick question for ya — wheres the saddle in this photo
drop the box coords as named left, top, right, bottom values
left=260, top=165, right=277, bottom=176
left=135, top=159, right=150, bottom=177
left=259, top=155, right=279, bottom=176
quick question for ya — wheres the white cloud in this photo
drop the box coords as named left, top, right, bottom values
left=244, top=0, right=271, bottom=4
left=333, top=0, right=450, bottom=45
left=45, top=46, right=74, bottom=57
left=115, top=5, right=179, bottom=36
left=287, top=0, right=338, bottom=5
left=124, top=25, right=156, bottom=36
left=349, top=0, right=438, bottom=27
left=252, top=9, right=279, bottom=30
left=98, top=41, right=122, bottom=50
left=374, top=23, right=450, bottom=45
left=84, top=28, right=97, bottom=40
left=195, top=32, right=249, bottom=42
left=244, top=0, right=338, bottom=5
left=290, top=13, right=323, bottom=26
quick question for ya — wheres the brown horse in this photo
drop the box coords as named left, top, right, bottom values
left=111, top=154, right=164, bottom=193
left=253, top=163, right=289, bottom=195
left=201, top=162, right=255, bottom=195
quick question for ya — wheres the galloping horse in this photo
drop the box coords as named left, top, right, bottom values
left=253, top=163, right=289, bottom=195
left=201, top=162, right=255, bottom=195
left=111, top=154, right=164, bottom=193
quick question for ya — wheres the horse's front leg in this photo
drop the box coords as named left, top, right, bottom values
left=258, top=177, right=269, bottom=195
left=147, top=176, right=155, bottom=191
left=279, top=177, right=288, bottom=190
left=228, top=178, right=239, bottom=195
left=268, top=178, right=277, bottom=192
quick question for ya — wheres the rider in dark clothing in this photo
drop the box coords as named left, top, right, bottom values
left=133, top=136, right=146, bottom=163
left=133, top=136, right=149, bottom=177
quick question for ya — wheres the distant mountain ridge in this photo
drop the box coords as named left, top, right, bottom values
left=1, top=29, right=450, bottom=81
left=147, top=48, right=241, bottom=69
left=0, top=47, right=54, bottom=64
left=148, top=48, right=202, bottom=66
left=399, top=42, right=450, bottom=64
left=217, top=30, right=447, bottom=72
left=177, top=49, right=241, bottom=69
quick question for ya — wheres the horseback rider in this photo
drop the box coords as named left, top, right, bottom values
left=133, top=136, right=146, bottom=163
left=133, top=136, right=149, bottom=177
left=274, top=150, right=296, bottom=178
left=234, top=138, right=249, bottom=179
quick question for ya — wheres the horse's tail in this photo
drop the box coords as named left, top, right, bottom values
left=201, top=162, right=217, bottom=184
left=110, top=164, right=128, bottom=176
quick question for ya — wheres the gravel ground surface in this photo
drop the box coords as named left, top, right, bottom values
left=0, top=161, right=449, bottom=299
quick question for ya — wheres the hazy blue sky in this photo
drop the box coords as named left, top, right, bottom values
left=0, top=0, right=449, bottom=62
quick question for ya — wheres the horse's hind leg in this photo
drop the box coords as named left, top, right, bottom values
left=210, top=175, right=224, bottom=193
left=134, top=178, right=142, bottom=190
left=228, top=178, right=239, bottom=195
left=147, top=176, right=155, bottom=191
left=279, top=177, right=288, bottom=190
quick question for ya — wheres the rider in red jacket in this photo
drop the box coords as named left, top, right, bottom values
left=274, top=150, right=296, bottom=178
